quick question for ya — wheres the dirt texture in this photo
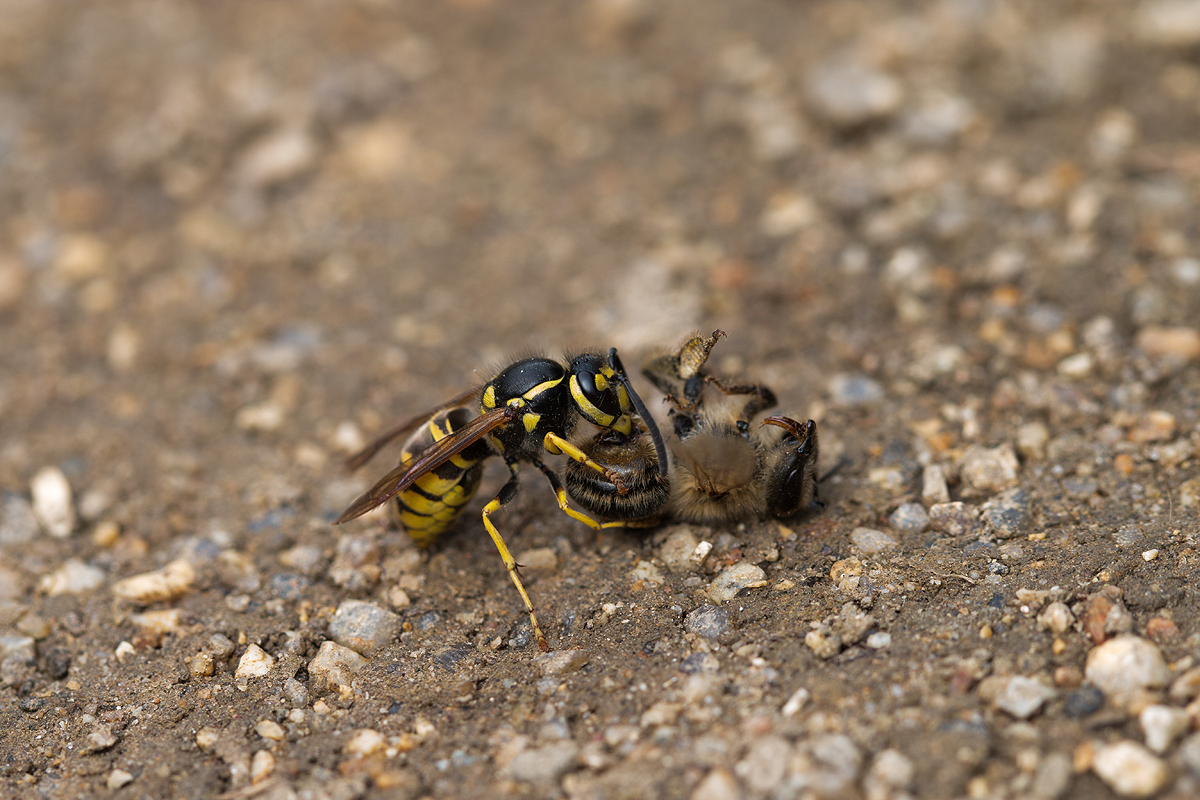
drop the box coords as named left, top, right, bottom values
left=2, top=1, right=1200, bottom=799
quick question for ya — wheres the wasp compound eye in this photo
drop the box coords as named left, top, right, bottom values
left=577, top=370, right=622, bottom=419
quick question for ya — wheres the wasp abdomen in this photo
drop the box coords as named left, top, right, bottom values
left=394, top=407, right=491, bottom=547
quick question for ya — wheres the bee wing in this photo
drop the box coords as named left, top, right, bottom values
left=345, top=387, right=479, bottom=471
left=336, top=405, right=512, bottom=523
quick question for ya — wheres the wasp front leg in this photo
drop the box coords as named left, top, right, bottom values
left=542, top=431, right=630, bottom=495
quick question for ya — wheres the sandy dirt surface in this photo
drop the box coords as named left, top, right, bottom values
left=2, top=1, right=1200, bottom=798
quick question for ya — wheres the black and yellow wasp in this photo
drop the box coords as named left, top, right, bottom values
left=337, top=349, right=668, bottom=652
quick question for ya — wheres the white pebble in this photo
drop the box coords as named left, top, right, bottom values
left=308, top=640, right=367, bottom=700
left=1036, top=602, right=1075, bottom=635
left=1139, top=704, right=1190, bottom=753
left=235, top=644, right=274, bottom=682
left=993, top=676, right=1056, bottom=719
left=1091, top=740, right=1169, bottom=798
left=708, top=562, right=767, bottom=604
left=39, top=559, right=105, bottom=596
left=112, top=559, right=196, bottom=603
left=107, top=769, right=134, bottom=790
left=782, top=686, right=810, bottom=717
left=250, top=749, right=275, bottom=784
left=1085, top=636, right=1170, bottom=696
left=254, top=719, right=285, bottom=741
left=959, top=444, right=1020, bottom=494
left=31, top=467, right=75, bottom=538
left=344, top=728, right=385, bottom=756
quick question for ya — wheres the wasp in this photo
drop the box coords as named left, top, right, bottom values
left=337, top=349, right=668, bottom=652
left=641, top=330, right=821, bottom=524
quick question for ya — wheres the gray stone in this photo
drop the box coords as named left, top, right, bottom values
left=533, top=649, right=589, bottom=677
left=328, top=600, right=402, bottom=655
left=685, top=605, right=731, bottom=640
left=888, top=504, right=929, bottom=534
left=850, top=527, right=897, bottom=554
left=806, top=59, right=902, bottom=128
left=981, top=488, right=1030, bottom=538
left=827, top=373, right=884, bottom=406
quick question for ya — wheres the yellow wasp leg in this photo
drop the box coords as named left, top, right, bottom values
left=542, top=431, right=630, bottom=493
left=481, top=458, right=550, bottom=652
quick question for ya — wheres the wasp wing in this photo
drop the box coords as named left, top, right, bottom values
left=345, top=387, right=478, bottom=471
left=336, top=405, right=512, bottom=523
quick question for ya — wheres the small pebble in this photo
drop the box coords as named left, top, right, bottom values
left=515, top=547, right=558, bottom=575
left=1180, top=732, right=1200, bottom=777
left=1137, top=0, right=1200, bottom=46
left=250, top=750, right=274, bottom=784
left=1085, top=636, right=1170, bottom=696
left=921, top=464, right=951, bottom=505
left=708, top=562, right=766, bottom=604
left=1037, top=602, right=1075, bottom=635
left=629, top=559, right=664, bottom=586
left=864, top=749, right=915, bottom=798
left=685, top=605, right=730, bottom=640
left=506, top=742, right=579, bottom=785
left=959, top=444, right=1020, bottom=494
left=1169, top=666, right=1200, bottom=701
left=888, top=504, right=929, bottom=534
left=31, top=467, right=75, bottom=539
left=85, top=724, right=119, bottom=752
left=114, top=641, right=136, bottom=662
left=1091, top=740, right=1169, bottom=798
left=735, top=735, right=789, bottom=795
left=283, top=676, right=309, bottom=707
left=805, top=625, right=841, bottom=660
left=781, top=687, right=810, bottom=717
left=255, top=719, right=285, bottom=741
left=993, top=675, right=1056, bottom=719
left=111, top=559, right=196, bottom=603
left=206, top=633, right=236, bottom=661
left=1136, top=325, right=1200, bottom=359
left=328, top=600, right=402, bottom=655
left=344, top=728, right=386, bottom=756
left=1016, top=422, right=1050, bottom=460
left=130, top=609, right=182, bottom=634
left=928, top=502, right=982, bottom=536
left=1139, top=704, right=1190, bottom=753
left=692, top=767, right=740, bottom=800
left=189, top=652, right=214, bottom=678
left=658, top=526, right=701, bottom=572
left=308, top=641, right=368, bottom=699
left=1030, top=752, right=1072, bottom=800
left=851, top=527, right=898, bottom=555
left=980, top=488, right=1030, bottom=539
left=532, top=648, right=590, bottom=677
left=806, top=58, right=902, bottom=127
left=1064, top=685, right=1105, bottom=717
left=865, top=631, right=891, bottom=649
left=236, top=126, right=318, bottom=188
left=235, top=644, right=274, bottom=684
left=0, top=494, right=40, bottom=545
left=827, top=373, right=884, bottom=406
left=107, top=770, right=134, bottom=791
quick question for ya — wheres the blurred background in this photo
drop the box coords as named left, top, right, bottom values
left=3, top=1, right=1200, bottom=797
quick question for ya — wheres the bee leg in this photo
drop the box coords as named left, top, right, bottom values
left=480, top=458, right=551, bottom=652
left=543, top=432, right=630, bottom=495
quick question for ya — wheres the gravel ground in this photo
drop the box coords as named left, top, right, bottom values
left=2, top=1, right=1200, bottom=798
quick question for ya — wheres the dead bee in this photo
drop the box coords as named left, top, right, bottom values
left=643, top=330, right=821, bottom=524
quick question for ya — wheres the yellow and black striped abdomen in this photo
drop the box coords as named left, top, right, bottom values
left=394, top=407, right=492, bottom=548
